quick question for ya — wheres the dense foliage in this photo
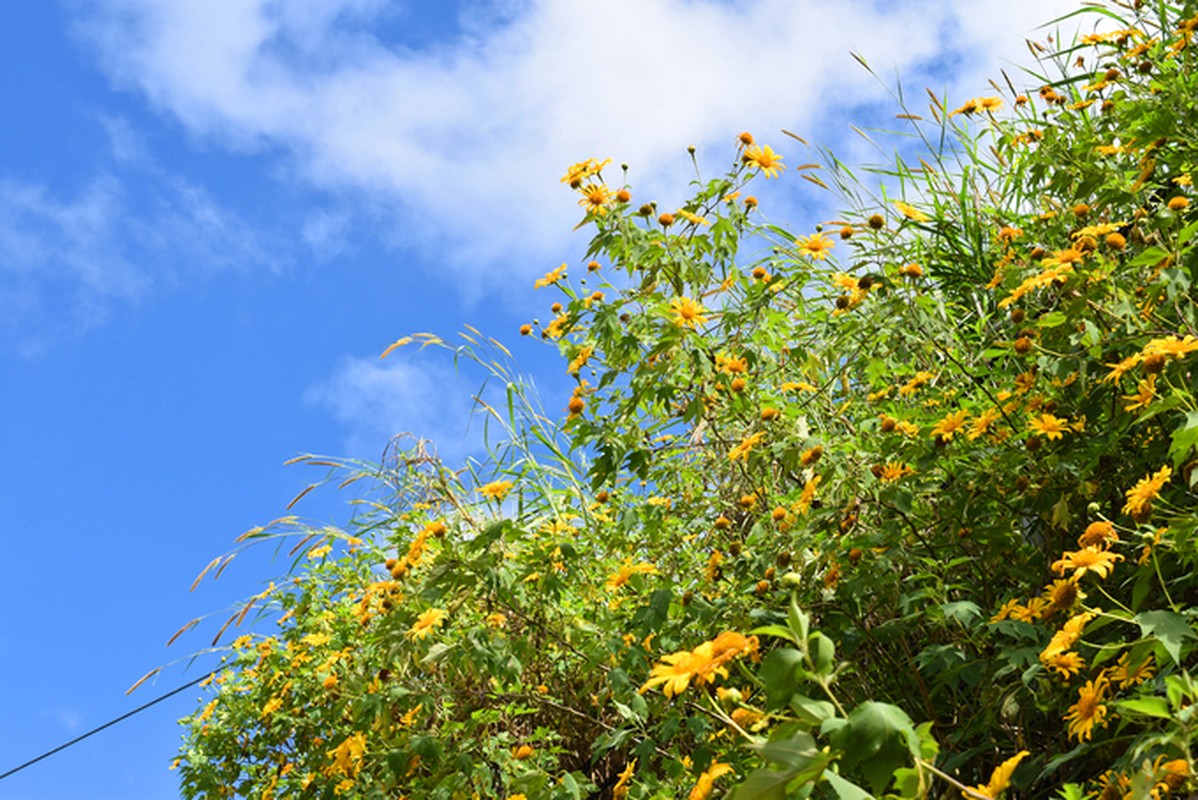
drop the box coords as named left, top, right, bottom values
left=167, top=2, right=1198, bottom=797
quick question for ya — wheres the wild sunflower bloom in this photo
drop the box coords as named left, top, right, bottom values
left=797, top=475, right=821, bottom=515
left=1102, top=353, right=1143, bottom=383
left=325, top=732, right=367, bottom=778
left=1043, top=578, right=1082, bottom=615
left=560, top=158, right=611, bottom=186
left=669, top=297, right=709, bottom=328
left=1110, top=652, right=1155, bottom=688
left=968, top=750, right=1028, bottom=799
left=743, top=145, right=785, bottom=178
left=990, top=597, right=1022, bottom=623
left=1043, top=650, right=1086, bottom=679
left=578, top=184, right=614, bottom=215
left=716, top=353, right=748, bottom=374
left=605, top=560, right=658, bottom=592
left=1065, top=675, right=1110, bottom=741
left=1122, top=375, right=1157, bottom=411
left=1079, top=521, right=1118, bottom=549
left=407, top=608, right=448, bottom=639
left=728, top=431, right=766, bottom=463
left=1041, top=612, right=1094, bottom=661
left=1028, top=413, right=1069, bottom=440
left=612, top=760, right=636, bottom=800
left=479, top=480, right=514, bottom=501
left=1123, top=465, right=1171, bottom=516
left=640, top=632, right=756, bottom=698
left=796, top=233, right=834, bottom=260
left=880, top=462, right=914, bottom=483
left=688, top=761, right=735, bottom=800
left=967, top=407, right=1002, bottom=441
left=893, top=200, right=931, bottom=222
left=1052, top=546, right=1123, bottom=579
left=1143, top=334, right=1198, bottom=360
left=931, top=409, right=970, bottom=441
left=534, top=264, right=567, bottom=289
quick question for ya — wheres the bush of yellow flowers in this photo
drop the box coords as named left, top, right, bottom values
left=169, top=2, right=1198, bottom=797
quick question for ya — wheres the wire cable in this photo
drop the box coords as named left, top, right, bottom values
left=0, top=670, right=218, bottom=782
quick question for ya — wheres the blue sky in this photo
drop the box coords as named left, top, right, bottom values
left=0, top=1, right=1085, bottom=797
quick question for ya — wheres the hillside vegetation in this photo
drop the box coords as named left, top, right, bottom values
left=169, top=2, right=1198, bottom=797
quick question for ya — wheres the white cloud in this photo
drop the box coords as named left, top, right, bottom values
left=0, top=162, right=275, bottom=354
left=304, top=354, right=487, bottom=464
left=79, top=0, right=1086, bottom=296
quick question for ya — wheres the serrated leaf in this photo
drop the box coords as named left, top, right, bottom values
left=1169, top=411, right=1198, bottom=467
left=1136, top=610, right=1196, bottom=665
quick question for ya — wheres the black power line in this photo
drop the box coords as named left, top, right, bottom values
left=0, top=670, right=218, bottom=782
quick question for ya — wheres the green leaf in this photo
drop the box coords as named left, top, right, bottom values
left=749, top=732, right=819, bottom=768
left=1169, top=411, right=1198, bottom=468
left=1136, top=610, right=1196, bottom=665
left=1115, top=695, right=1172, bottom=719
left=732, top=766, right=798, bottom=800
left=790, top=694, right=838, bottom=725
left=939, top=601, right=981, bottom=626
left=759, top=648, right=806, bottom=711
left=1036, top=311, right=1067, bottom=328
left=826, top=702, right=916, bottom=794
left=823, top=770, right=874, bottom=800
left=751, top=624, right=799, bottom=645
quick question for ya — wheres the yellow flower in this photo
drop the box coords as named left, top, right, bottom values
left=261, top=697, right=284, bottom=718
left=567, top=345, right=594, bottom=375
left=1110, top=652, right=1155, bottom=688
left=1078, top=521, right=1118, bottom=549
left=1041, top=612, right=1095, bottom=661
left=579, top=184, right=613, bottom=215
left=1123, top=465, right=1171, bottom=516
left=1013, top=597, right=1049, bottom=622
left=479, top=480, right=514, bottom=501
left=990, top=598, right=1021, bottom=623
left=1028, top=413, right=1069, bottom=440
left=534, top=264, right=567, bottom=289
left=1122, top=375, right=1157, bottom=411
left=1144, top=334, right=1198, bottom=360
left=1064, top=675, right=1110, bottom=741
left=1042, top=577, right=1082, bottom=615
left=560, top=158, right=610, bottom=186
left=899, top=371, right=935, bottom=396
left=640, top=633, right=756, bottom=697
left=1051, top=546, right=1123, bottom=579
left=797, top=475, right=821, bottom=515
left=893, top=200, right=931, bottom=222
left=931, top=409, right=969, bottom=441
left=612, top=759, right=637, bottom=800
left=605, top=560, right=658, bottom=591
left=728, top=432, right=766, bottom=463
left=669, top=296, right=709, bottom=328
left=744, top=145, right=785, bottom=178
left=950, top=96, right=1002, bottom=117
left=407, top=608, right=448, bottom=640
left=967, top=750, right=1028, bottom=799
left=716, top=353, right=748, bottom=374
left=689, top=761, right=735, bottom=800
left=325, top=732, right=367, bottom=778
left=967, top=407, right=1002, bottom=441
left=880, top=462, right=913, bottom=483
left=1042, top=651, right=1086, bottom=679
left=678, top=209, right=710, bottom=226
left=795, top=233, right=834, bottom=260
